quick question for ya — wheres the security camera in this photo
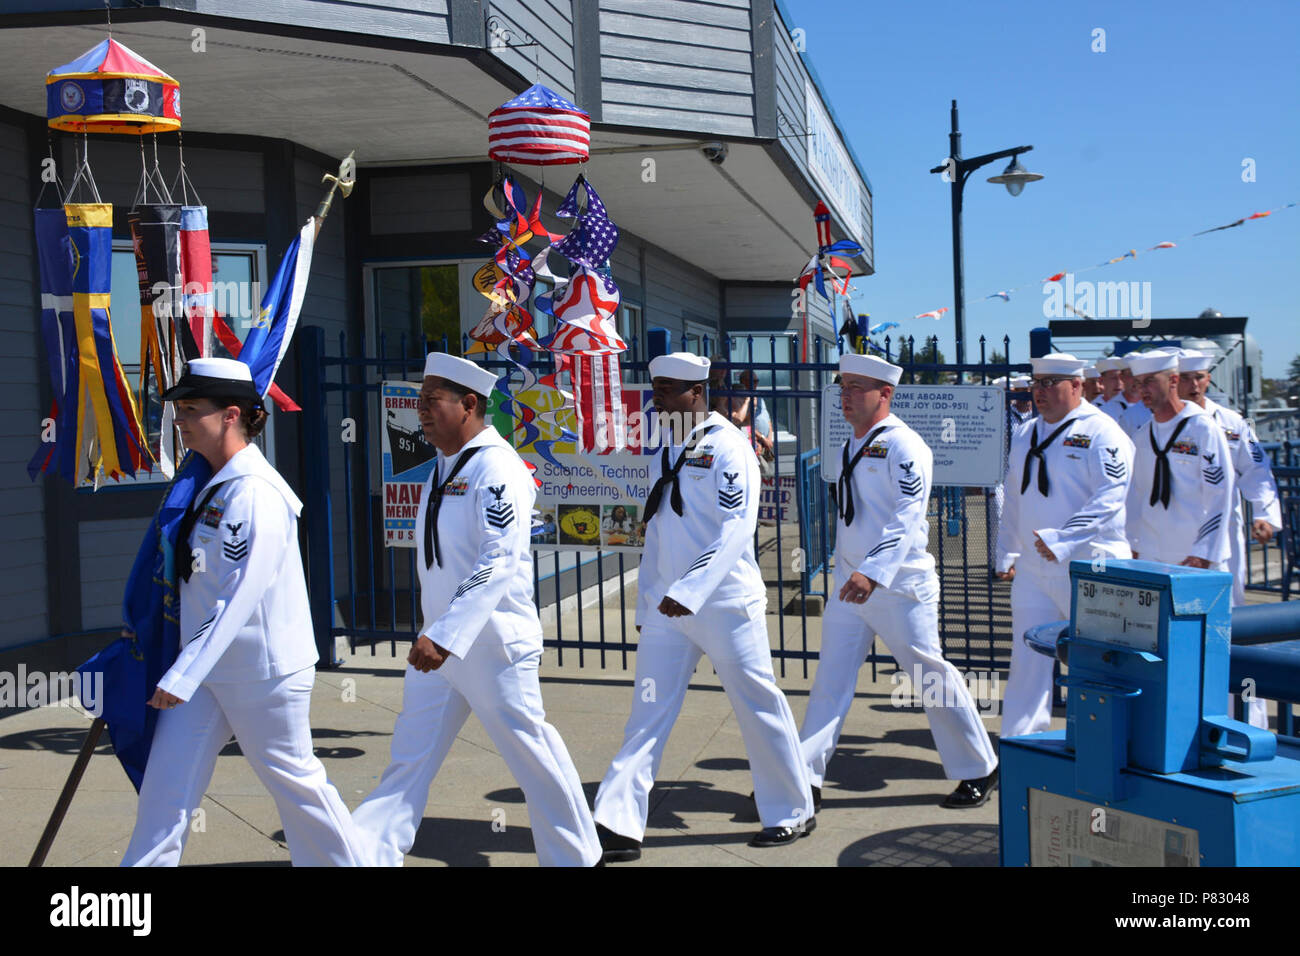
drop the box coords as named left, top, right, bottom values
left=701, top=142, right=728, bottom=165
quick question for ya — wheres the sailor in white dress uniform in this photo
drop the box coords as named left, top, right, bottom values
left=351, top=353, right=600, bottom=867
left=1113, top=352, right=1155, bottom=438
left=1177, top=349, right=1282, bottom=728
left=1175, top=350, right=1283, bottom=605
left=801, top=354, right=999, bottom=809
left=995, top=353, right=1135, bottom=738
left=1082, top=364, right=1103, bottom=405
left=593, top=353, right=814, bottom=860
left=1094, top=356, right=1130, bottom=422
left=124, top=358, right=364, bottom=867
left=1124, top=350, right=1235, bottom=572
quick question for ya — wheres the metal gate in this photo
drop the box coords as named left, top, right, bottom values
left=297, top=325, right=1029, bottom=677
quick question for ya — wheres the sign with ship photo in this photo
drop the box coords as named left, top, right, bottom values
left=381, top=381, right=437, bottom=547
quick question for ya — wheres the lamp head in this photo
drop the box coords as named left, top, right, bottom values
left=987, top=156, right=1043, bottom=197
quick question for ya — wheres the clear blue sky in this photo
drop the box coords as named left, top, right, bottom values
left=785, top=0, right=1300, bottom=376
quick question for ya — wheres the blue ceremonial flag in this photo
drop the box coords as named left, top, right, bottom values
left=77, top=453, right=212, bottom=790
left=240, top=218, right=316, bottom=399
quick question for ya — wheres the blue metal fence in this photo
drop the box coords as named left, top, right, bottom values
left=1242, top=444, right=1299, bottom=599
left=298, top=325, right=1030, bottom=678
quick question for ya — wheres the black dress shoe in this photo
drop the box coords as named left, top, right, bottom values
left=749, top=815, right=817, bottom=848
left=596, top=823, right=641, bottom=863
left=942, top=768, right=999, bottom=809
left=748, top=785, right=822, bottom=815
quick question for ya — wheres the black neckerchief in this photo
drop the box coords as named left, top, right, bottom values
left=1149, top=415, right=1193, bottom=509
left=178, top=481, right=229, bottom=582
left=643, top=425, right=718, bottom=523
left=1019, top=418, right=1075, bottom=496
left=837, top=425, right=888, bottom=525
left=423, top=445, right=484, bottom=569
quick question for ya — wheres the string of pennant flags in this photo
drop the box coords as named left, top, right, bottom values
left=850, top=198, right=1297, bottom=328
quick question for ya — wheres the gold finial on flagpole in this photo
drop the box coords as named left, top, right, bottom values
left=314, top=150, right=356, bottom=235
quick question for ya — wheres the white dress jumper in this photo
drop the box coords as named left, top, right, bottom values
left=123, top=445, right=364, bottom=866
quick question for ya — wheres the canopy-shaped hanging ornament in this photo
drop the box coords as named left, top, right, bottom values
left=488, top=83, right=589, bottom=166
left=47, top=38, right=180, bottom=135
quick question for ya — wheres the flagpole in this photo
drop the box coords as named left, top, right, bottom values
left=29, top=717, right=106, bottom=867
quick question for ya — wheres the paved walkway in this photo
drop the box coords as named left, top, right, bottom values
left=1, top=583, right=1284, bottom=867
left=2, top=613, right=1010, bottom=867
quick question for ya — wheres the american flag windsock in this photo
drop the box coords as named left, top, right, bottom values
left=546, top=263, right=628, bottom=454
left=489, top=83, right=590, bottom=166
left=814, top=200, right=833, bottom=253
left=571, top=354, right=626, bottom=454
left=179, top=206, right=214, bottom=357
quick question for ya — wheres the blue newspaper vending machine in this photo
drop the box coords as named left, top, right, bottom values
left=1000, top=560, right=1300, bottom=866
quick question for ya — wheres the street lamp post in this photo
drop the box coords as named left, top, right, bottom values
left=929, top=99, right=1041, bottom=369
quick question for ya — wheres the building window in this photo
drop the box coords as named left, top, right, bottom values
left=621, top=303, right=644, bottom=362
left=372, top=263, right=462, bottom=356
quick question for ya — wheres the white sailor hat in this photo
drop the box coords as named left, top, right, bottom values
left=1177, top=348, right=1214, bottom=372
left=1030, top=352, right=1087, bottom=377
left=648, top=352, right=710, bottom=382
left=840, top=353, right=903, bottom=386
left=1083, top=365, right=1100, bottom=379
left=162, top=357, right=260, bottom=403
left=423, top=352, right=498, bottom=398
left=990, top=375, right=1008, bottom=387
left=1095, top=356, right=1127, bottom=373
left=1127, top=349, right=1180, bottom=376
left=1009, top=374, right=1032, bottom=389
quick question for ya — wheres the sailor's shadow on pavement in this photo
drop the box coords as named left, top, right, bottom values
left=407, top=815, right=539, bottom=866
left=824, top=750, right=948, bottom=795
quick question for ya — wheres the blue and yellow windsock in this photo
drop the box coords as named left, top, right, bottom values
left=64, top=203, right=150, bottom=482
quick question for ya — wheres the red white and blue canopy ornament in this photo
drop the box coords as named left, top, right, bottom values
left=488, top=83, right=590, bottom=166
left=47, top=38, right=180, bottom=136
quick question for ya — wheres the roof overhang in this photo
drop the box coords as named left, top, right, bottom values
left=0, top=13, right=869, bottom=282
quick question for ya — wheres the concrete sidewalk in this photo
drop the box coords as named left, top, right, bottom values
left=0, top=609, right=1011, bottom=867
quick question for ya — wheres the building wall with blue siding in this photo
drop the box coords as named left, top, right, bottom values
left=79, top=516, right=151, bottom=629
left=487, top=0, right=576, bottom=101
left=0, top=113, right=47, bottom=648
left=598, top=0, right=756, bottom=136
